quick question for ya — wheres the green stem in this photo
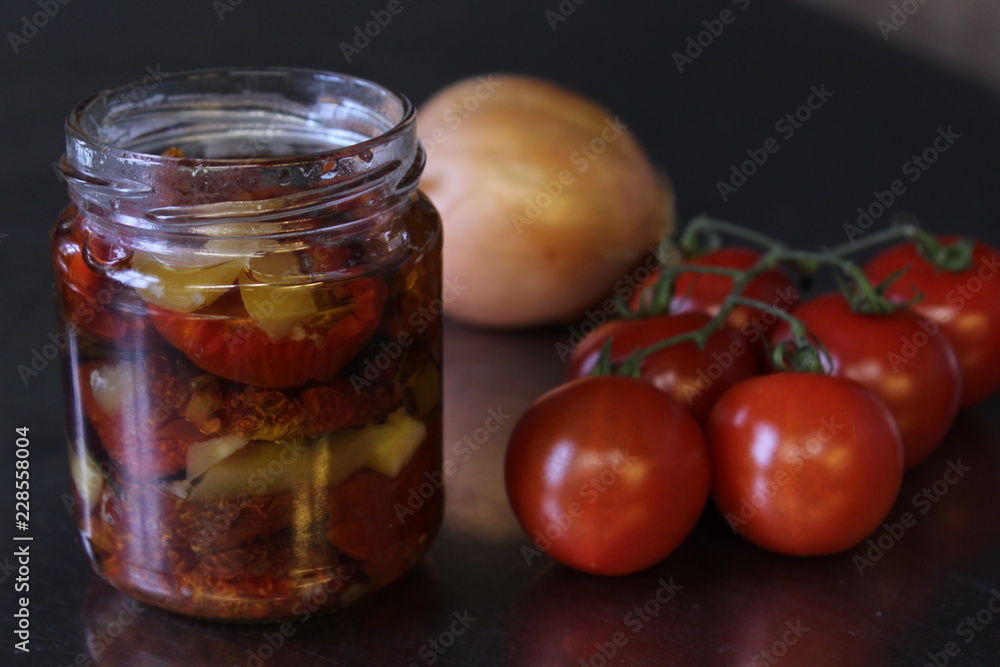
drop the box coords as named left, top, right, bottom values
left=826, top=223, right=918, bottom=257
left=780, top=249, right=891, bottom=313
left=672, top=265, right=747, bottom=277
left=620, top=252, right=781, bottom=365
left=615, top=215, right=931, bottom=376
left=727, top=296, right=807, bottom=339
left=683, top=216, right=786, bottom=254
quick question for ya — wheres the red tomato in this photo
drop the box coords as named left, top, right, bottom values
left=565, top=312, right=758, bottom=424
left=51, top=207, right=151, bottom=346
left=505, top=376, right=710, bottom=575
left=150, top=277, right=387, bottom=388
left=864, top=236, right=1000, bottom=407
left=707, top=373, right=904, bottom=556
left=631, top=247, right=799, bottom=338
left=771, top=293, right=960, bottom=469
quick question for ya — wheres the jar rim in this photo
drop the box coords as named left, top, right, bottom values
left=60, top=66, right=424, bottom=236
left=65, top=66, right=416, bottom=166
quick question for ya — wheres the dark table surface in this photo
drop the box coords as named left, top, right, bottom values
left=3, top=1, right=1000, bottom=665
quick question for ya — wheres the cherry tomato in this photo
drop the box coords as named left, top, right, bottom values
left=150, top=277, right=386, bottom=388
left=631, top=247, right=799, bottom=338
left=505, top=376, right=710, bottom=575
left=565, top=312, right=758, bottom=424
left=864, top=236, right=1000, bottom=407
left=707, top=373, right=904, bottom=556
left=771, top=293, right=961, bottom=469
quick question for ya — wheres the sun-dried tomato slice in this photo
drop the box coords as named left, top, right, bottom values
left=88, top=476, right=371, bottom=619
left=183, top=371, right=403, bottom=441
left=327, top=469, right=400, bottom=577
left=51, top=207, right=151, bottom=346
left=149, top=277, right=387, bottom=388
left=78, top=354, right=208, bottom=479
left=327, top=415, right=442, bottom=583
left=186, top=493, right=295, bottom=553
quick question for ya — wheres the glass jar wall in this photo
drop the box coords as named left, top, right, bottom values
left=52, top=68, right=443, bottom=620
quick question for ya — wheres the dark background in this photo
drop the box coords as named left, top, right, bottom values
left=3, top=1, right=1000, bottom=665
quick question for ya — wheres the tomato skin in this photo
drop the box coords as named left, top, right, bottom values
left=51, top=207, right=151, bottom=346
left=149, top=277, right=387, bottom=388
left=505, top=376, right=710, bottom=576
left=771, top=293, right=960, bottom=469
left=631, top=247, right=799, bottom=335
left=565, top=312, right=758, bottom=424
left=864, top=236, right=1000, bottom=408
left=707, top=373, right=904, bottom=556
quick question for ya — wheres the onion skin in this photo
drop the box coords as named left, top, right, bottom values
left=417, top=74, right=674, bottom=328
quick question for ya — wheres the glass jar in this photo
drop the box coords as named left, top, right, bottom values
left=52, top=67, right=443, bottom=620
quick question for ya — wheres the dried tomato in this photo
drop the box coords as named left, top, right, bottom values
left=183, top=369, right=403, bottom=441
left=186, top=493, right=295, bottom=552
left=51, top=207, right=151, bottom=346
left=327, top=415, right=443, bottom=584
left=149, top=277, right=387, bottom=388
left=77, top=355, right=207, bottom=479
left=327, top=469, right=400, bottom=577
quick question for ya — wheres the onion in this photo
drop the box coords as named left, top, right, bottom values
left=417, top=74, right=673, bottom=328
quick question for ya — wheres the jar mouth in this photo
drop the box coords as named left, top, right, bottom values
left=61, top=67, right=423, bottom=236
left=66, top=66, right=415, bottom=165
